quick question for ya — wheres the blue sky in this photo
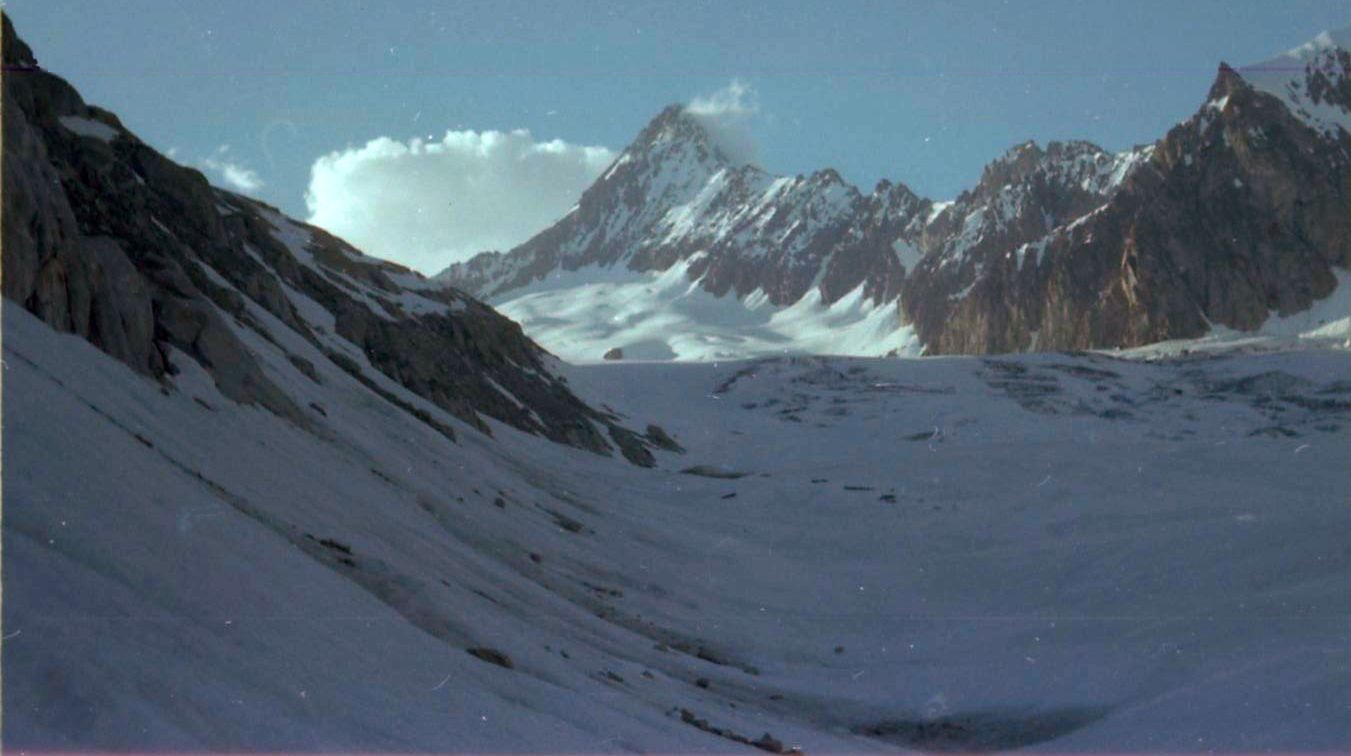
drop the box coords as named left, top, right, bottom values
left=10, top=0, right=1347, bottom=271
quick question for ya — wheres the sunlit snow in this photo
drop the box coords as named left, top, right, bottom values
left=491, top=259, right=920, bottom=362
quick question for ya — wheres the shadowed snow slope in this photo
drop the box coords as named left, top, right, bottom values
left=7, top=297, right=1351, bottom=751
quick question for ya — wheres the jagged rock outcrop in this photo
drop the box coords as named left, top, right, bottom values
left=1, top=15, right=657, bottom=464
left=900, top=139, right=1153, bottom=352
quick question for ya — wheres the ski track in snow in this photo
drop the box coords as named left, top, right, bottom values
left=5, top=297, right=1351, bottom=752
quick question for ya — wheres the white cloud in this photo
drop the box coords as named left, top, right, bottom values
left=305, top=129, right=614, bottom=274
left=684, top=79, right=761, bottom=166
left=200, top=145, right=264, bottom=193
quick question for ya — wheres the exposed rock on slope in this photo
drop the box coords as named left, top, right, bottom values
left=907, top=62, right=1351, bottom=353
left=1, top=15, right=655, bottom=464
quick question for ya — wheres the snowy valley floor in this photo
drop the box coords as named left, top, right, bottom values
left=4, top=300, right=1350, bottom=752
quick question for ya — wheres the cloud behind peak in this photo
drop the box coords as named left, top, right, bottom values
left=684, top=79, right=761, bottom=166
left=305, top=129, right=614, bottom=273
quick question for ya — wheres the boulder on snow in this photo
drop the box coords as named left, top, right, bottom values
left=645, top=423, right=684, bottom=452
left=681, top=465, right=748, bottom=480
left=466, top=647, right=514, bottom=669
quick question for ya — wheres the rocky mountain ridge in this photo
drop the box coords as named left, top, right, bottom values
left=906, top=52, right=1351, bottom=353
left=440, top=29, right=1351, bottom=356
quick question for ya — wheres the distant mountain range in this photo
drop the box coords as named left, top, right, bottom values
left=439, top=29, right=1351, bottom=360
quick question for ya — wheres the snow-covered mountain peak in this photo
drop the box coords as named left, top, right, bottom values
left=1239, top=27, right=1351, bottom=138
left=440, top=102, right=883, bottom=310
left=598, top=104, right=745, bottom=188
left=633, top=104, right=735, bottom=161
left=1283, top=26, right=1351, bottom=61
left=590, top=111, right=715, bottom=188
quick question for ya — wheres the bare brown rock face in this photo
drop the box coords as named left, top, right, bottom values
left=441, top=39, right=1350, bottom=357
left=2, top=15, right=657, bottom=464
left=905, top=63, right=1350, bottom=354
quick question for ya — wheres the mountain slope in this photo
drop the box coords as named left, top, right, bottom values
left=1, top=15, right=660, bottom=464
left=10, top=293, right=1351, bottom=751
left=440, top=30, right=1351, bottom=361
left=5, top=15, right=1351, bottom=751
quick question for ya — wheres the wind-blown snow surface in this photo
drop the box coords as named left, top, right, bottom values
left=5, top=299, right=1351, bottom=751
left=491, top=259, right=921, bottom=362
